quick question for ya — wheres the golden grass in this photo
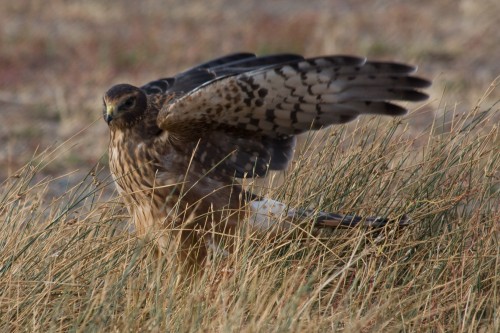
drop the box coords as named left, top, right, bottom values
left=1, top=96, right=498, bottom=332
left=1, top=1, right=499, bottom=330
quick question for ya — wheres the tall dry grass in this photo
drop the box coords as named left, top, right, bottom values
left=0, top=95, right=498, bottom=332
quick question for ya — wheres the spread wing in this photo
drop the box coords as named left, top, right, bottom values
left=153, top=54, right=431, bottom=178
left=141, top=53, right=303, bottom=95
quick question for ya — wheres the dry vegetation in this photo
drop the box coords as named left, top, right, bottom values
left=1, top=103, right=498, bottom=332
left=0, top=0, right=499, bottom=332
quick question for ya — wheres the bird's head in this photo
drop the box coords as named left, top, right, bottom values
left=103, top=84, right=148, bottom=129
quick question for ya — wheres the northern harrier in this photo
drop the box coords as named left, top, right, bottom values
left=103, top=53, right=430, bottom=266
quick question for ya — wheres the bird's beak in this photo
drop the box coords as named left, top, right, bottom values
left=105, top=105, right=114, bottom=124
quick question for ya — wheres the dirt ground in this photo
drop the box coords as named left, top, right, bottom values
left=1, top=0, right=499, bottom=197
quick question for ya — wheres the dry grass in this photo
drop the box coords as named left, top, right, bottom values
left=1, top=0, right=499, bottom=184
left=0, top=0, right=499, bottom=331
left=1, top=98, right=498, bottom=331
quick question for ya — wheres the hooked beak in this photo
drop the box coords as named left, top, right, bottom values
left=105, top=105, right=114, bottom=124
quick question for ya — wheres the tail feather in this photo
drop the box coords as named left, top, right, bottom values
left=292, top=208, right=412, bottom=228
left=247, top=197, right=411, bottom=233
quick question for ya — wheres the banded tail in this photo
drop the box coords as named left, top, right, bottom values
left=248, top=198, right=411, bottom=232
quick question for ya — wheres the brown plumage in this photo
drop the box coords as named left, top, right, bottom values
left=103, top=53, right=430, bottom=268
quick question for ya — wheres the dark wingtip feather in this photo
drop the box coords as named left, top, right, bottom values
left=369, top=61, right=418, bottom=74
left=384, top=102, right=409, bottom=116
left=407, top=76, right=432, bottom=88
left=389, top=89, right=429, bottom=102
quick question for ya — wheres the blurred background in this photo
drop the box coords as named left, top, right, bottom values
left=1, top=0, right=498, bottom=196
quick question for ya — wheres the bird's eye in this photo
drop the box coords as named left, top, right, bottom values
left=122, top=96, right=135, bottom=109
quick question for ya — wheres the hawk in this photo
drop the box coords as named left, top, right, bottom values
left=103, top=53, right=430, bottom=266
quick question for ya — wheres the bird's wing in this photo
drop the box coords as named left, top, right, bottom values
left=155, top=54, right=431, bottom=178
left=141, top=53, right=303, bottom=95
